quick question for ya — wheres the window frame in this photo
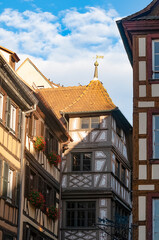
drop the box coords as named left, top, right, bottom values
left=152, top=40, right=159, bottom=79
left=72, top=152, right=92, bottom=172
left=66, top=201, right=96, bottom=228
left=81, top=117, right=100, bottom=130
left=148, top=109, right=159, bottom=160
left=0, top=92, right=3, bottom=121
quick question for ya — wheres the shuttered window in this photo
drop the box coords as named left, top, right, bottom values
left=25, top=164, right=57, bottom=210
left=5, top=97, right=11, bottom=128
left=0, top=93, right=3, bottom=120
left=3, top=161, right=9, bottom=198
left=18, top=109, right=22, bottom=140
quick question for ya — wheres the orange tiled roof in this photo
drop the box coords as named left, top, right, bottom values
left=37, top=80, right=116, bottom=119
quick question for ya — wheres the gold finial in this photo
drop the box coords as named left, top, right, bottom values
left=93, top=55, right=104, bottom=80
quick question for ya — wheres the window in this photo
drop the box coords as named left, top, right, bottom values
left=153, top=115, right=159, bottom=158
left=121, top=166, right=126, bottom=184
left=153, top=199, right=159, bottom=240
left=66, top=201, right=96, bottom=227
left=72, top=153, right=91, bottom=171
left=3, top=234, right=13, bottom=240
left=81, top=117, right=100, bottom=129
left=0, top=93, right=3, bottom=120
left=115, top=159, right=120, bottom=178
left=152, top=40, right=159, bottom=79
left=10, top=104, right=16, bottom=132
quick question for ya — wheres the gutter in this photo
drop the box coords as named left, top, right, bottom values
left=17, top=104, right=37, bottom=240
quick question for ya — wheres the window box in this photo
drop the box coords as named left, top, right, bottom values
left=48, top=152, right=61, bottom=167
left=46, top=206, right=59, bottom=220
left=33, top=136, right=46, bottom=151
left=28, top=190, right=45, bottom=209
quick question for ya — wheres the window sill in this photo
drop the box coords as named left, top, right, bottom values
left=149, top=79, right=159, bottom=84
left=150, top=158, right=159, bottom=164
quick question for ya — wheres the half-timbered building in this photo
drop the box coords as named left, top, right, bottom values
left=38, top=61, right=132, bottom=240
left=17, top=74, right=70, bottom=240
left=0, top=46, right=36, bottom=240
left=117, top=0, right=159, bottom=239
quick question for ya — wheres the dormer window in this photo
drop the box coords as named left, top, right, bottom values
left=152, top=40, right=159, bottom=79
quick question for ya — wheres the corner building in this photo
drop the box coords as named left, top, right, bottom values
left=39, top=62, right=132, bottom=240
left=117, top=0, right=159, bottom=239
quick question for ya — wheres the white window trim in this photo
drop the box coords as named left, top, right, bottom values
left=0, top=93, right=3, bottom=120
left=152, top=40, right=159, bottom=79
left=10, top=104, right=16, bottom=132
left=7, top=168, right=13, bottom=200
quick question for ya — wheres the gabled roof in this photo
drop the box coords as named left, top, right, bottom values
left=16, top=58, right=58, bottom=88
left=37, top=79, right=116, bottom=120
left=117, top=0, right=159, bottom=65
left=0, top=45, right=20, bottom=62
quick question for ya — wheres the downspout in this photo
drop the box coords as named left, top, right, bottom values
left=17, top=104, right=37, bottom=240
left=60, top=111, right=68, bottom=131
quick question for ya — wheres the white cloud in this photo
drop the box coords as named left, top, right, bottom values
left=0, top=7, right=132, bottom=123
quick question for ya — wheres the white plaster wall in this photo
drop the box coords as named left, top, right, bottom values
left=139, top=85, right=146, bottom=97
left=138, top=101, right=155, bottom=108
left=17, top=60, right=51, bottom=88
left=138, top=226, right=146, bottom=240
left=0, top=50, right=10, bottom=62
left=69, top=118, right=80, bottom=130
left=139, top=112, right=147, bottom=134
left=138, top=185, right=155, bottom=190
left=139, top=38, right=146, bottom=57
left=152, top=164, right=159, bottom=179
left=139, top=165, right=147, bottom=179
left=139, top=139, right=147, bottom=160
left=151, top=84, right=159, bottom=97
left=139, top=61, right=146, bottom=81
left=138, top=196, right=146, bottom=221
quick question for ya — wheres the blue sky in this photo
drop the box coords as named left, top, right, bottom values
left=0, top=0, right=152, bottom=123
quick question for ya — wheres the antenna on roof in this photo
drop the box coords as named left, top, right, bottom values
left=93, top=55, right=104, bottom=80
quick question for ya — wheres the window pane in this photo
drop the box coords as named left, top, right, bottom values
left=155, top=131, right=159, bottom=143
left=155, top=116, right=159, bottom=130
left=77, top=210, right=85, bottom=226
left=91, top=117, right=100, bottom=129
left=81, top=118, right=89, bottom=129
left=72, top=153, right=80, bottom=171
left=154, top=145, right=159, bottom=159
left=155, top=55, right=159, bottom=68
left=153, top=199, right=159, bottom=240
left=83, top=153, right=91, bottom=171
left=155, top=42, right=159, bottom=53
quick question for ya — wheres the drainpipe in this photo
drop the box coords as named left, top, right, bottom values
left=17, top=104, right=36, bottom=240
left=60, top=111, right=68, bottom=131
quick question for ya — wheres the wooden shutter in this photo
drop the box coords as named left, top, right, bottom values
left=18, top=109, right=22, bottom=140
left=25, top=165, right=30, bottom=197
left=41, top=122, right=44, bottom=136
left=15, top=171, right=20, bottom=206
left=5, top=96, right=11, bottom=128
left=0, top=159, right=2, bottom=195
left=2, top=161, right=9, bottom=197
left=28, top=115, right=33, bottom=137
left=34, top=174, right=39, bottom=191
left=45, top=128, right=49, bottom=155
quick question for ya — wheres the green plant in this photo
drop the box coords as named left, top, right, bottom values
left=47, top=206, right=59, bottom=220
left=48, top=152, right=61, bottom=166
left=33, top=136, right=45, bottom=151
left=28, top=190, right=45, bottom=209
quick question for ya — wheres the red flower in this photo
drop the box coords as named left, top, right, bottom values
left=28, top=190, right=45, bottom=209
left=33, top=136, right=46, bottom=151
left=48, top=152, right=61, bottom=166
